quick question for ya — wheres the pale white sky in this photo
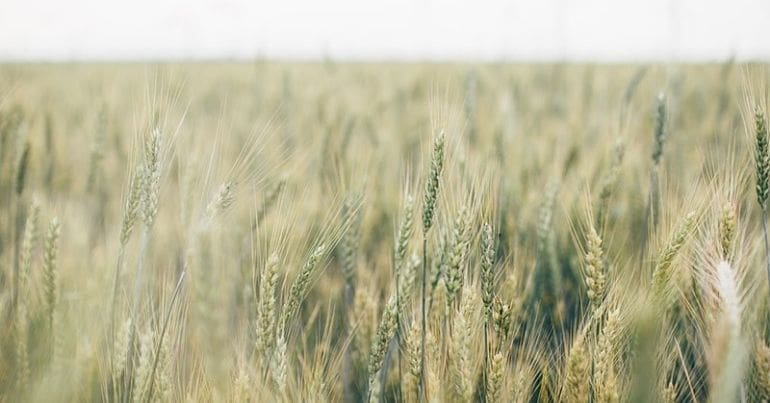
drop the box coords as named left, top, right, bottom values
left=1, top=0, right=769, bottom=61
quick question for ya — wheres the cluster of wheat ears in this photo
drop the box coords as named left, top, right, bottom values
left=2, top=64, right=770, bottom=402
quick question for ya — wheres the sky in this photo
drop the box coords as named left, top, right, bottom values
left=1, top=0, right=769, bottom=62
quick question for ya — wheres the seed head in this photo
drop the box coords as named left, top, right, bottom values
left=43, top=217, right=60, bottom=327
left=394, top=195, right=415, bottom=272
left=140, top=129, right=161, bottom=227
left=755, top=107, right=770, bottom=209
left=422, top=131, right=446, bottom=233
left=445, top=205, right=472, bottom=306
left=563, top=332, right=590, bottom=403
left=205, top=181, right=236, bottom=221
left=15, top=142, right=30, bottom=196
left=651, top=211, right=696, bottom=309
left=584, top=224, right=606, bottom=313
left=718, top=201, right=736, bottom=259
left=480, top=223, right=496, bottom=319
left=256, top=253, right=280, bottom=362
left=282, top=243, right=327, bottom=326
left=339, top=194, right=363, bottom=287
left=652, top=93, right=667, bottom=166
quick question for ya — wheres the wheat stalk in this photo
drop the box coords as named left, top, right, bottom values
left=367, top=252, right=418, bottom=400
left=420, top=129, right=446, bottom=400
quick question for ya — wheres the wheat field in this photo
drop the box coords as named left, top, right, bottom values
left=1, top=62, right=769, bottom=402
